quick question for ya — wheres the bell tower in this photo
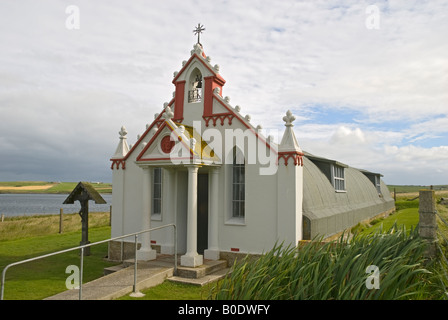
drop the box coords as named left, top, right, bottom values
left=171, top=24, right=226, bottom=124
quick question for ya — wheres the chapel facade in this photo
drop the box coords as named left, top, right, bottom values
left=108, top=41, right=395, bottom=267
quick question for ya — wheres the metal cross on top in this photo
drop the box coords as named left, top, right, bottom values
left=193, top=23, right=205, bottom=45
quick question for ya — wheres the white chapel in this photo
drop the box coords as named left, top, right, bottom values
left=108, top=32, right=395, bottom=267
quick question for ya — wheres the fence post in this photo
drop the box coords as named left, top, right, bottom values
left=419, top=190, right=437, bottom=259
left=59, top=208, right=63, bottom=234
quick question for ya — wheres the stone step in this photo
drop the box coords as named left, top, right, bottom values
left=168, top=267, right=231, bottom=286
left=107, top=256, right=227, bottom=280
left=175, top=259, right=227, bottom=279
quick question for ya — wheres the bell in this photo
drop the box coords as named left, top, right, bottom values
left=195, top=75, right=202, bottom=88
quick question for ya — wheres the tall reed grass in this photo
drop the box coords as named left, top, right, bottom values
left=210, top=225, right=447, bottom=300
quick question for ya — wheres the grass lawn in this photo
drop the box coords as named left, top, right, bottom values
left=118, top=281, right=215, bottom=300
left=2, top=188, right=447, bottom=300
left=0, top=225, right=117, bottom=300
left=360, top=208, right=419, bottom=236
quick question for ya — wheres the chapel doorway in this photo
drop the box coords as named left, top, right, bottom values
left=197, top=173, right=209, bottom=254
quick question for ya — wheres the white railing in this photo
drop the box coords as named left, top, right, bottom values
left=1, top=223, right=177, bottom=300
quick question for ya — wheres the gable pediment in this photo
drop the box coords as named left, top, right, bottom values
left=136, top=118, right=220, bottom=165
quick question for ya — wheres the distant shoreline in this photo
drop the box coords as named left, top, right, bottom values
left=0, top=181, right=112, bottom=194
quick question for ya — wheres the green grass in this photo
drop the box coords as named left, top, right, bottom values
left=0, top=226, right=117, bottom=300
left=46, top=182, right=112, bottom=194
left=388, top=185, right=448, bottom=193
left=118, top=281, right=214, bottom=300
left=360, top=208, right=419, bottom=236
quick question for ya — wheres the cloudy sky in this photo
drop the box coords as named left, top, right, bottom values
left=0, top=0, right=447, bottom=185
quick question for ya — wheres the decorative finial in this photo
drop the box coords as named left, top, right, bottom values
left=283, top=110, right=296, bottom=127
left=119, top=126, right=128, bottom=139
left=163, top=106, right=174, bottom=120
left=193, top=23, right=205, bottom=45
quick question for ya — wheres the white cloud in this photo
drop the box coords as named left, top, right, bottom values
left=0, top=0, right=447, bottom=184
left=330, top=126, right=366, bottom=145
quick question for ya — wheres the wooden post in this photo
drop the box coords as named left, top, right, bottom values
left=419, top=190, right=437, bottom=259
left=59, top=208, right=63, bottom=234
left=1, top=214, right=4, bottom=222
left=394, top=188, right=397, bottom=202
left=80, top=198, right=91, bottom=256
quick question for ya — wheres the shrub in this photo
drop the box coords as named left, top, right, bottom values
left=210, top=226, right=447, bottom=300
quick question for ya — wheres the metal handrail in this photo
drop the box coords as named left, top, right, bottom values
left=1, top=223, right=177, bottom=300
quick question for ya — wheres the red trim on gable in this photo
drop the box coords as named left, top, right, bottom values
left=172, top=53, right=226, bottom=85
left=211, top=94, right=277, bottom=153
left=136, top=120, right=194, bottom=162
left=277, top=151, right=304, bottom=166
left=203, top=113, right=234, bottom=127
left=174, top=81, right=186, bottom=121
left=136, top=122, right=168, bottom=161
left=110, top=159, right=126, bottom=170
left=109, top=97, right=180, bottom=170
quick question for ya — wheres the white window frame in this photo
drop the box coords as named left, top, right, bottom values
left=152, top=167, right=162, bottom=220
left=333, top=165, right=346, bottom=192
left=375, top=175, right=382, bottom=195
left=232, top=150, right=245, bottom=219
left=225, top=147, right=246, bottom=225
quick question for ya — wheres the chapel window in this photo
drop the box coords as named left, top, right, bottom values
left=152, top=168, right=162, bottom=216
left=232, top=148, right=245, bottom=218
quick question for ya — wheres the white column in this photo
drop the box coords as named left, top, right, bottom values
left=161, top=168, right=174, bottom=254
left=181, top=165, right=203, bottom=267
left=204, top=168, right=220, bottom=260
left=138, top=167, right=157, bottom=261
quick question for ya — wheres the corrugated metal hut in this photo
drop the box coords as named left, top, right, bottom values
left=302, top=152, right=395, bottom=240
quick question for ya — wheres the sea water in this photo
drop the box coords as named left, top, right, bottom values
left=0, top=193, right=112, bottom=217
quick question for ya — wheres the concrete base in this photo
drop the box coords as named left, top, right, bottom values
left=129, top=291, right=145, bottom=298
left=180, top=253, right=203, bottom=267
left=137, top=248, right=157, bottom=261
left=204, top=249, right=220, bottom=261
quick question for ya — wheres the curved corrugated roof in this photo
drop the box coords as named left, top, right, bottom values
left=302, top=156, right=395, bottom=239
